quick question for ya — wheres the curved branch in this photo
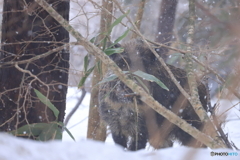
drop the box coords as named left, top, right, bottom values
left=64, top=88, right=86, bottom=127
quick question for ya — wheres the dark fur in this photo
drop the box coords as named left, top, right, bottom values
left=99, top=39, right=210, bottom=150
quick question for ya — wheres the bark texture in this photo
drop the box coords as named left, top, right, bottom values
left=0, top=0, right=69, bottom=132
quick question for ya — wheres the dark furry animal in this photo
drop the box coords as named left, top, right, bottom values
left=98, top=39, right=210, bottom=150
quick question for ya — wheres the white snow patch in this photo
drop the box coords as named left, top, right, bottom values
left=0, top=133, right=239, bottom=160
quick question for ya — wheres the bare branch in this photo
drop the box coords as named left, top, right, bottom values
left=64, top=88, right=86, bottom=127
left=131, top=0, right=146, bottom=39
left=0, top=43, right=70, bottom=67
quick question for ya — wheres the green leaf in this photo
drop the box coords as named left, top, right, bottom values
left=98, top=74, right=118, bottom=85
left=34, top=89, right=59, bottom=119
left=11, top=123, right=49, bottom=137
left=104, top=47, right=124, bottom=56
left=58, top=122, right=75, bottom=141
left=96, top=61, right=102, bottom=74
left=133, top=70, right=169, bottom=91
left=134, top=76, right=149, bottom=93
left=38, top=123, right=61, bottom=141
left=86, top=66, right=95, bottom=76
left=11, top=122, right=62, bottom=141
left=107, top=10, right=130, bottom=34
left=78, top=66, right=95, bottom=88
left=55, top=127, right=62, bottom=140
left=102, top=37, right=107, bottom=51
left=78, top=76, right=87, bottom=88
left=90, top=36, right=96, bottom=43
left=11, top=122, right=63, bottom=141
left=109, top=29, right=130, bottom=48
left=64, top=127, right=75, bottom=141
left=84, top=55, right=89, bottom=72
left=98, top=71, right=129, bottom=85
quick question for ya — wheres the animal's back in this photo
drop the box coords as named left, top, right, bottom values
left=98, top=39, right=210, bottom=150
left=99, top=40, right=151, bottom=150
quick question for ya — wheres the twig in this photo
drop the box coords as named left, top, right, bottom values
left=212, top=115, right=232, bottom=149
left=14, top=63, right=51, bottom=122
left=64, top=88, right=86, bottom=127
left=14, top=64, right=47, bottom=87
left=0, top=43, right=70, bottom=67
left=131, top=0, right=146, bottom=39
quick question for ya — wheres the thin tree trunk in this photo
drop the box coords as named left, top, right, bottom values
left=131, top=0, right=146, bottom=39
left=0, top=0, right=69, bottom=133
left=87, top=0, right=113, bottom=141
left=155, top=0, right=178, bottom=60
left=185, top=0, right=226, bottom=148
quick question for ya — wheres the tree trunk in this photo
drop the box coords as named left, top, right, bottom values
left=0, top=0, right=69, bottom=133
left=87, top=0, right=113, bottom=141
left=155, top=0, right=178, bottom=60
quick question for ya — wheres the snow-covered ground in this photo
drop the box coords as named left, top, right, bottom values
left=0, top=132, right=239, bottom=160
left=0, top=88, right=240, bottom=160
